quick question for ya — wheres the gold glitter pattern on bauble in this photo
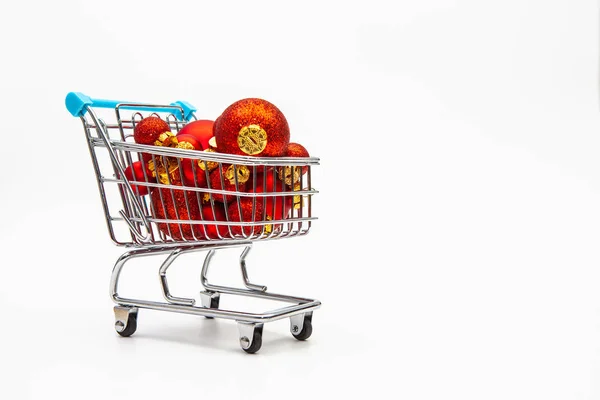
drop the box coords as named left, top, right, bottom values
left=154, top=131, right=176, bottom=147
left=177, top=141, right=195, bottom=150
left=148, top=157, right=180, bottom=185
left=277, top=166, right=301, bottom=186
left=146, top=132, right=196, bottom=184
left=224, top=165, right=250, bottom=185
left=237, top=124, right=267, bottom=155
left=198, top=149, right=218, bottom=171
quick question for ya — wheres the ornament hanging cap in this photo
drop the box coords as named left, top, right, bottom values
left=237, top=124, right=268, bottom=155
left=225, top=164, right=250, bottom=185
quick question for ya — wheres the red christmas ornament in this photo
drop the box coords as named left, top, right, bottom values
left=181, top=158, right=209, bottom=188
left=151, top=186, right=202, bottom=240
left=177, top=120, right=214, bottom=150
left=286, top=142, right=310, bottom=175
left=206, top=164, right=250, bottom=204
left=243, top=166, right=274, bottom=191
left=197, top=203, right=231, bottom=239
left=133, top=116, right=170, bottom=145
left=178, top=136, right=210, bottom=188
left=227, top=197, right=265, bottom=236
left=143, top=131, right=200, bottom=186
left=245, top=171, right=258, bottom=192
left=123, top=161, right=152, bottom=196
left=175, top=133, right=202, bottom=151
left=213, top=98, right=290, bottom=157
left=255, top=173, right=293, bottom=233
left=277, top=142, right=310, bottom=186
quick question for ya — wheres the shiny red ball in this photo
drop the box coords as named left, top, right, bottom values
left=181, top=159, right=209, bottom=188
left=214, top=98, right=290, bottom=157
left=124, top=161, right=152, bottom=196
left=254, top=173, right=293, bottom=229
left=151, top=187, right=202, bottom=240
left=175, top=133, right=202, bottom=151
left=206, top=165, right=248, bottom=204
left=227, top=197, right=265, bottom=236
left=197, top=203, right=231, bottom=239
left=177, top=120, right=214, bottom=150
left=133, top=116, right=170, bottom=145
left=285, top=142, right=310, bottom=175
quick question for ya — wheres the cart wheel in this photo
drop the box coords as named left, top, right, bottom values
left=291, top=313, right=313, bottom=341
left=114, top=306, right=138, bottom=337
left=242, top=327, right=262, bottom=354
left=238, top=323, right=263, bottom=354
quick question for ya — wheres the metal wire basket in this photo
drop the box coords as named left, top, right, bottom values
left=66, top=92, right=321, bottom=353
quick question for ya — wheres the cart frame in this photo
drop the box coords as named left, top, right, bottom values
left=66, top=92, right=321, bottom=353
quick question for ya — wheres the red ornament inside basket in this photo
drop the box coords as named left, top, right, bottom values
left=131, top=101, right=310, bottom=241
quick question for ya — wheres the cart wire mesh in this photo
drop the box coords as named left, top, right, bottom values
left=76, top=100, right=319, bottom=248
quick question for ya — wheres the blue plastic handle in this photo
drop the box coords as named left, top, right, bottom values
left=65, top=92, right=197, bottom=121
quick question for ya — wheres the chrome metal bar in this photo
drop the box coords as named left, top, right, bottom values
left=80, top=118, right=122, bottom=245
left=239, top=246, right=267, bottom=292
left=91, top=138, right=320, bottom=165
left=102, top=118, right=138, bottom=244
left=200, top=248, right=313, bottom=303
left=119, top=210, right=148, bottom=242
left=116, top=230, right=308, bottom=249
left=158, top=249, right=196, bottom=306
left=102, top=177, right=319, bottom=197
left=113, top=216, right=317, bottom=226
left=113, top=296, right=320, bottom=323
left=86, top=107, right=151, bottom=240
left=200, top=249, right=216, bottom=290
left=109, top=245, right=321, bottom=323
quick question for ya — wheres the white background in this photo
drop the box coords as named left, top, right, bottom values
left=0, top=0, right=599, bottom=399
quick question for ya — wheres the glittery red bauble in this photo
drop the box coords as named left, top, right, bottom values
left=124, top=161, right=152, bottom=196
left=227, top=197, right=265, bottom=236
left=151, top=187, right=202, bottom=240
left=177, top=120, right=214, bottom=150
left=214, top=98, right=290, bottom=157
left=285, top=142, right=310, bottom=175
left=134, top=116, right=170, bottom=145
left=206, top=165, right=249, bottom=204
left=196, top=203, right=231, bottom=239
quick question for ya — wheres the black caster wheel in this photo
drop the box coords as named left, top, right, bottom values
left=291, top=314, right=313, bottom=341
left=239, top=324, right=263, bottom=354
left=114, top=308, right=138, bottom=337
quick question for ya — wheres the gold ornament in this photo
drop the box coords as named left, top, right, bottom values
left=237, top=124, right=268, bottom=155
left=293, top=183, right=303, bottom=210
left=197, top=149, right=219, bottom=172
left=277, top=165, right=301, bottom=186
left=224, top=164, right=250, bottom=185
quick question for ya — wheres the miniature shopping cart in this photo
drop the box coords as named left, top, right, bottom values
left=65, top=92, right=320, bottom=353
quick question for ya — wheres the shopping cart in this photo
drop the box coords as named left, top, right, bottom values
left=65, top=92, right=321, bottom=353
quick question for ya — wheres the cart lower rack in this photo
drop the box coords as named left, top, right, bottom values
left=66, top=92, right=321, bottom=353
